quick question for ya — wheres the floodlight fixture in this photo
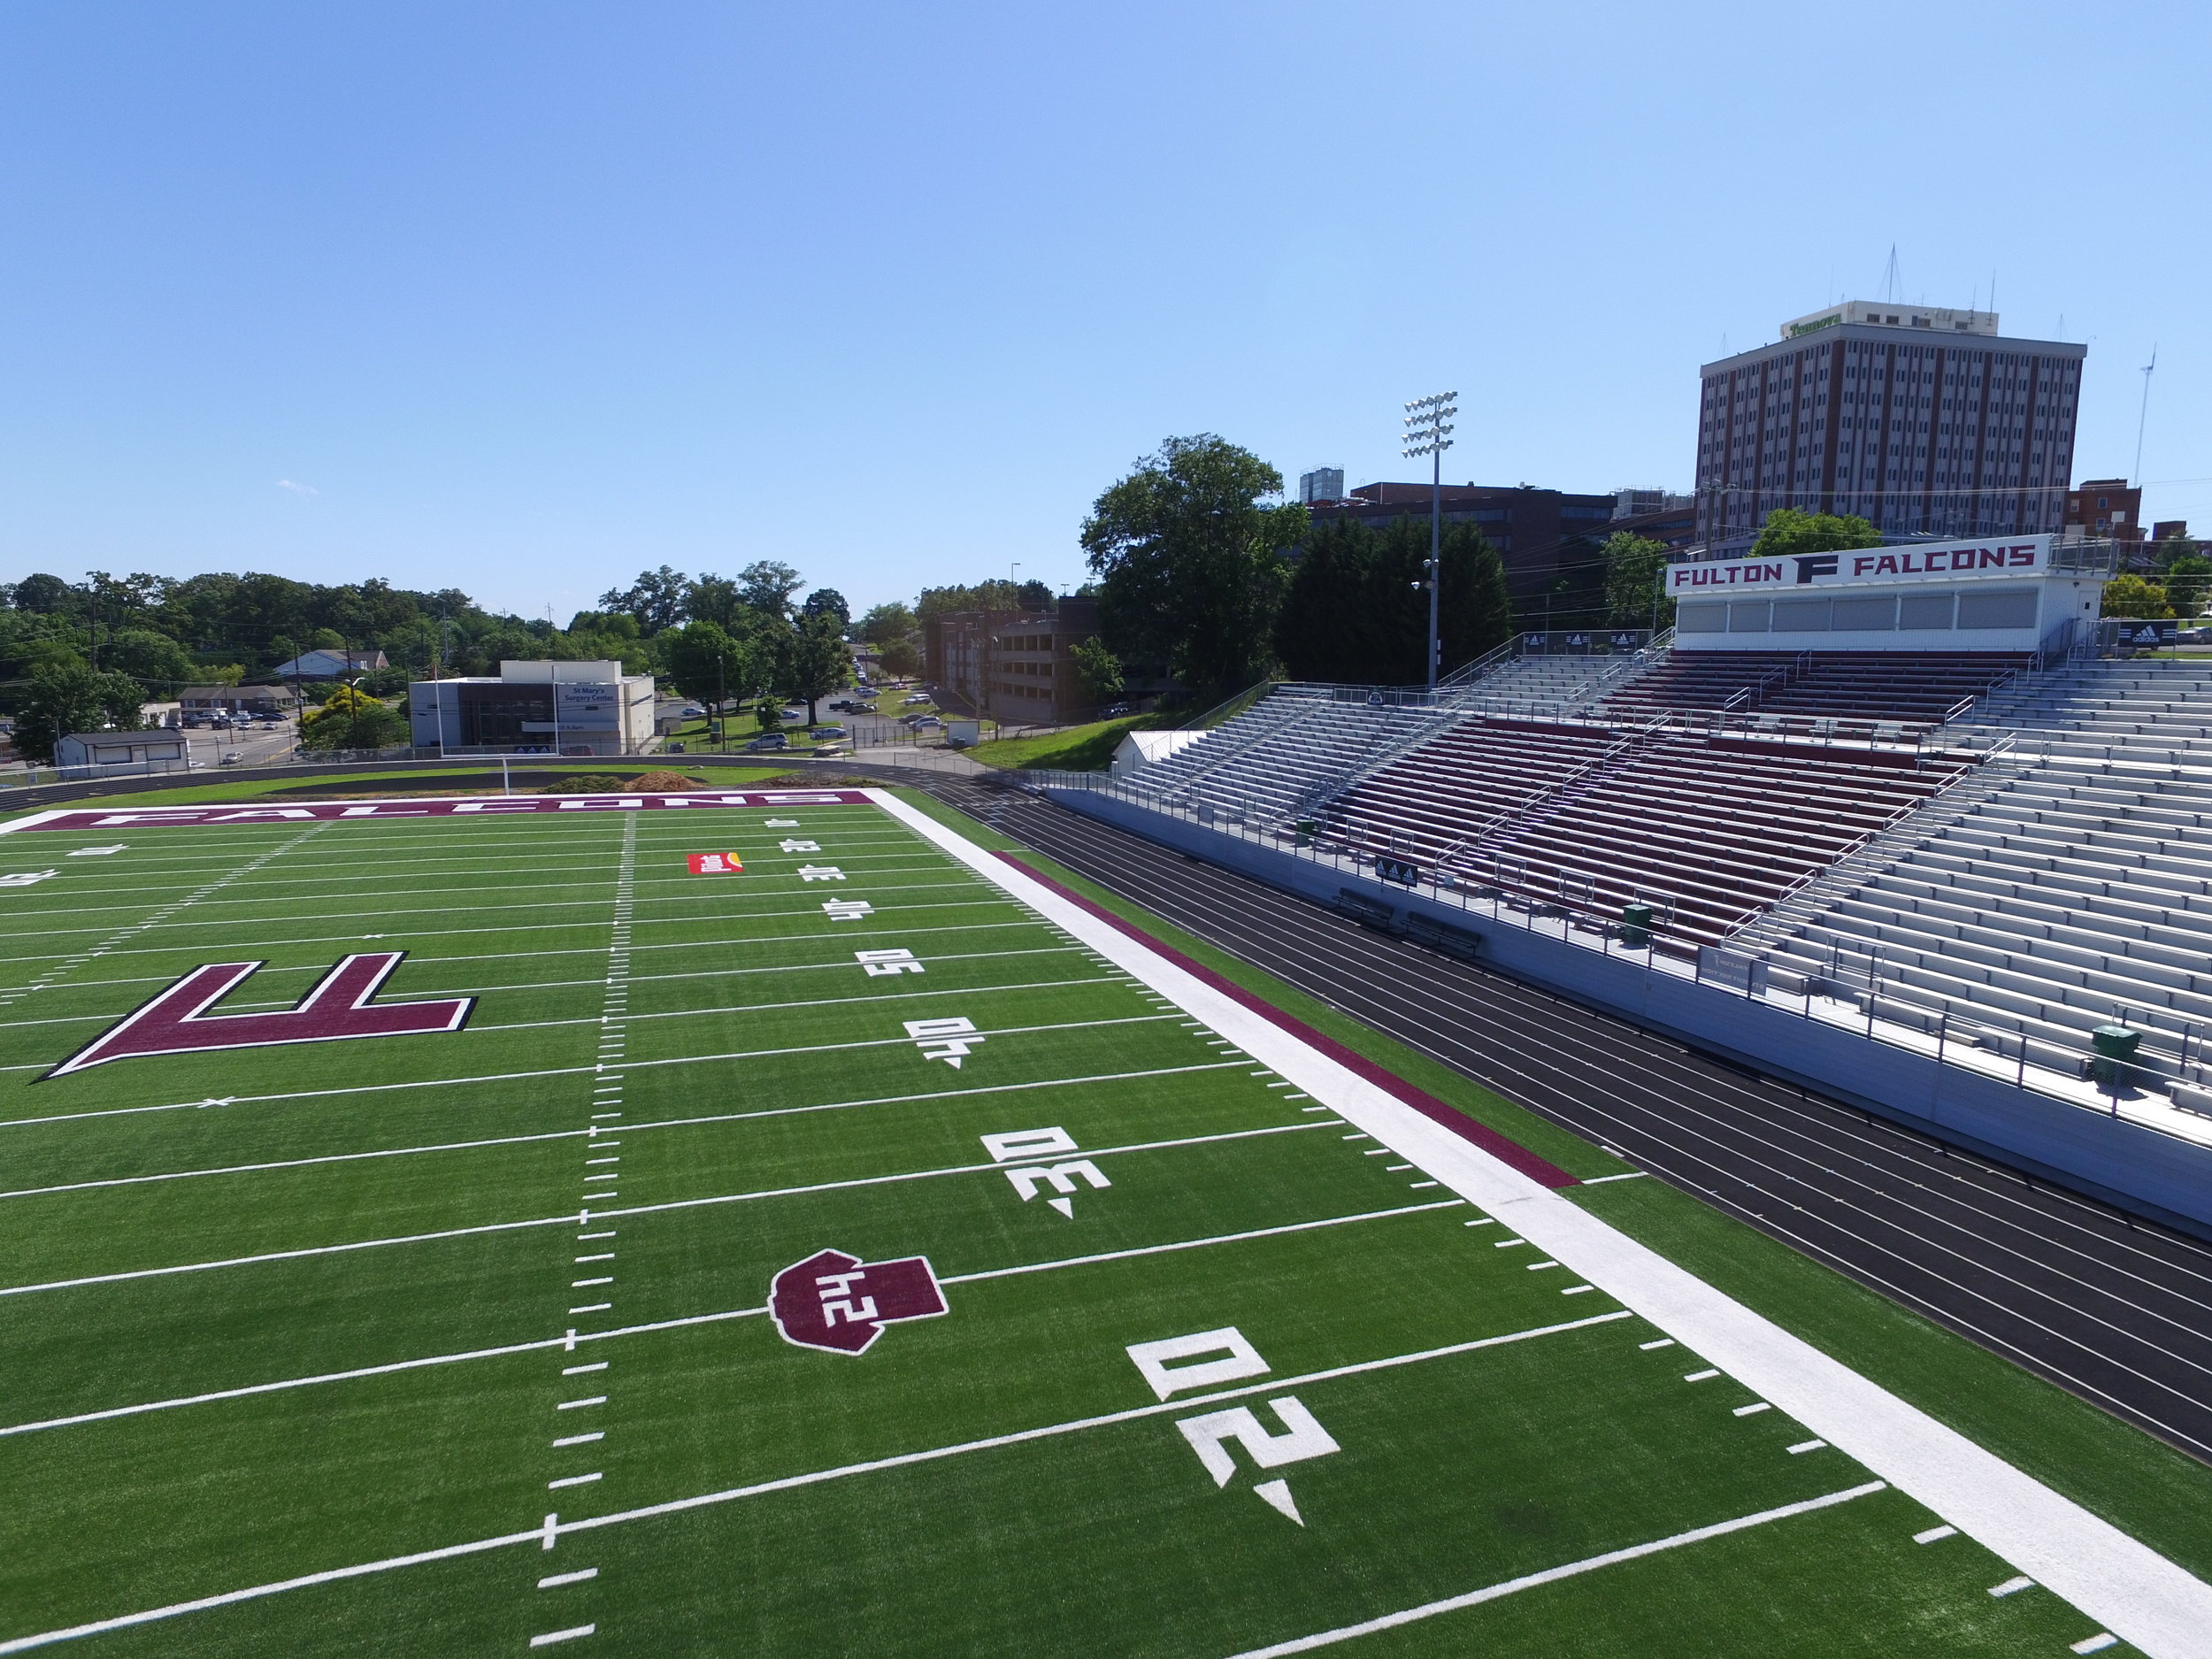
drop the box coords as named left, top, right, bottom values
left=1401, top=389, right=1459, bottom=689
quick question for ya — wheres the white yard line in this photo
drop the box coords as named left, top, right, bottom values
left=0, top=1122, right=1333, bottom=1298
left=0, top=1062, right=1253, bottom=1202
left=1217, top=1483, right=1890, bottom=1658
left=867, top=788, right=2212, bottom=1659
left=0, top=1311, right=1628, bottom=1655
left=0, top=1201, right=1465, bottom=1440
left=0, top=1012, right=1183, bottom=1134
left=0, top=889, right=1023, bottom=955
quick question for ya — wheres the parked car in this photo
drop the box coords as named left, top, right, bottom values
left=812, top=742, right=848, bottom=757
left=665, top=741, right=687, bottom=753
left=902, top=694, right=931, bottom=706
left=219, top=751, right=244, bottom=766
left=1102, top=702, right=1133, bottom=717
left=810, top=725, right=847, bottom=740
left=912, top=716, right=942, bottom=731
left=746, top=733, right=789, bottom=752
left=680, top=704, right=705, bottom=718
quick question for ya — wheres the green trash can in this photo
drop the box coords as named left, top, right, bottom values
left=1618, top=902, right=1654, bottom=949
left=1295, top=818, right=1317, bottom=848
left=2089, top=1023, right=2141, bottom=1088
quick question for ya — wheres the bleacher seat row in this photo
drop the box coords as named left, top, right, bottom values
left=1106, top=652, right=2212, bottom=1101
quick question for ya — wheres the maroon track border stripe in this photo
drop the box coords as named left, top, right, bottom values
left=995, top=851, right=1579, bottom=1189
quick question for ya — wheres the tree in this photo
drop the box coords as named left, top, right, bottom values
left=100, top=628, right=202, bottom=699
left=599, top=565, right=690, bottom=634
left=780, top=609, right=851, bottom=723
left=7, top=573, right=75, bottom=615
left=858, top=601, right=917, bottom=644
left=738, top=561, right=804, bottom=618
left=659, top=618, right=764, bottom=734
left=1016, top=580, right=1053, bottom=611
left=2151, top=540, right=2211, bottom=618
left=13, top=662, right=148, bottom=762
left=1748, top=508, right=1884, bottom=558
left=299, top=684, right=409, bottom=751
left=879, top=636, right=921, bottom=678
left=2100, top=575, right=2174, bottom=619
left=1081, top=434, right=1306, bottom=692
left=800, top=588, right=850, bottom=627
left=1070, top=636, right=1123, bottom=705
left=918, top=581, right=1018, bottom=618
left=1273, top=518, right=1513, bottom=685
left=1601, top=534, right=1676, bottom=628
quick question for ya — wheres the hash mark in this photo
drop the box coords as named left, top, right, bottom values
left=1787, top=1440, right=1825, bottom=1454
left=1913, top=1525, right=1957, bottom=1544
left=538, top=1568, right=598, bottom=1588
left=1732, top=1402, right=1771, bottom=1417
left=529, top=1625, right=596, bottom=1647
left=1988, top=1577, right=2033, bottom=1597
left=1640, top=1339, right=1674, bottom=1350
left=1685, top=1370, right=1720, bottom=1382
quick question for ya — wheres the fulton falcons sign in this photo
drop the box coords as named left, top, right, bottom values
left=1668, top=534, right=2050, bottom=595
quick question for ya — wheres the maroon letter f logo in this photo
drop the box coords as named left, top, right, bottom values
left=42, top=952, right=473, bottom=1080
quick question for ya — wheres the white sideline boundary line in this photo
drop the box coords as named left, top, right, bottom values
left=1218, top=1482, right=1890, bottom=1657
left=865, top=788, right=2212, bottom=1659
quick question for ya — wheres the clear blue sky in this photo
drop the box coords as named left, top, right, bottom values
left=3, top=0, right=2204, bottom=621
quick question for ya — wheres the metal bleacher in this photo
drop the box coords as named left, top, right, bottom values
left=1738, top=656, right=2212, bottom=1102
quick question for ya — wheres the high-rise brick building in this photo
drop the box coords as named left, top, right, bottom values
left=1694, top=303, right=2085, bottom=551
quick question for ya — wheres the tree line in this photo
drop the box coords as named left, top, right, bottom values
left=0, top=559, right=859, bottom=762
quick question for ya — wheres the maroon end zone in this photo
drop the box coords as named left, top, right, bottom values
left=3, top=791, right=874, bottom=834
left=43, top=952, right=473, bottom=1079
left=995, top=852, right=1581, bottom=1190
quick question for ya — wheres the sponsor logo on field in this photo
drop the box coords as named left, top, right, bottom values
left=687, top=852, right=743, bottom=874
left=769, top=1248, right=947, bottom=1355
left=43, top=951, right=473, bottom=1079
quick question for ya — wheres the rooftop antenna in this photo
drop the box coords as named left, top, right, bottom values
left=2134, top=347, right=2158, bottom=487
left=1880, top=244, right=1901, bottom=303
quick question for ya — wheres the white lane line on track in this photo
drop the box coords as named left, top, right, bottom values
left=0, top=1201, right=1468, bottom=1439
left=0, top=1311, right=1633, bottom=1655
left=1214, top=1483, right=1890, bottom=1659
left=870, top=791, right=2212, bottom=1659
left=0, top=1120, right=1335, bottom=1298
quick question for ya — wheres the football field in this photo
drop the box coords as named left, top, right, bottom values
left=0, top=787, right=2171, bottom=1655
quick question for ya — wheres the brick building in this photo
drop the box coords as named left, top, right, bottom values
left=1304, top=482, right=1618, bottom=603
left=1695, top=303, right=2084, bottom=551
left=923, top=595, right=1103, bottom=725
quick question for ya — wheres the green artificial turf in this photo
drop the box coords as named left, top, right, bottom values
left=0, top=798, right=2160, bottom=1655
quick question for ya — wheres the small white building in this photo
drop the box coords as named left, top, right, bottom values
left=408, top=660, right=657, bottom=757
left=54, top=731, right=191, bottom=773
left=1110, top=728, right=1204, bottom=778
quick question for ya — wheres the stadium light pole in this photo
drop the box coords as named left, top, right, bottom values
left=1402, top=393, right=1457, bottom=689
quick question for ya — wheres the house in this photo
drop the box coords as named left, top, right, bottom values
left=271, top=649, right=388, bottom=680
left=178, top=685, right=299, bottom=718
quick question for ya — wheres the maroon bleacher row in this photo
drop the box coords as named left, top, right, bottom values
left=1594, top=650, right=2028, bottom=729
left=1324, top=716, right=1970, bottom=950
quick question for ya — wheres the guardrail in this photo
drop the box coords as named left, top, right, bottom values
left=1025, top=767, right=2212, bottom=1141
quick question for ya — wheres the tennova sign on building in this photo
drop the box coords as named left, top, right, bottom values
left=1668, top=535, right=2050, bottom=596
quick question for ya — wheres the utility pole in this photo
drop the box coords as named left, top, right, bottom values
left=1402, top=393, right=1457, bottom=688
